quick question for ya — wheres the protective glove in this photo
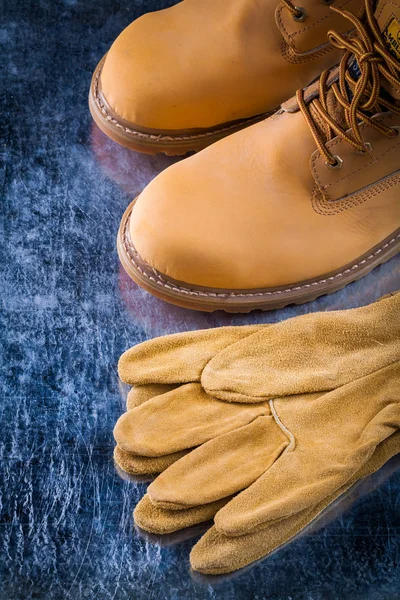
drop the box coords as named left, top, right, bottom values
left=115, top=293, right=400, bottom=573
left=132, top=360, right=399, bottom=515
left=135, top=430, right=400, bottom=574
left=114, top=325, right=265, bottom=475
left=115, top=293, right=399, bottom=480
left=130, top=367, right=400, bottom=574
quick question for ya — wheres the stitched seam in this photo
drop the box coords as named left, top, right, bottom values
left=311, top=173, right=400, bottom=214
left=121, top=210, right=400, bottom=299
left=269, top=399, right=296, bottom=453
left=280, top=39, right=334, bottom=64
left=311, top=115, right=400, bottom=192
left=322, top=142, right=400, bottom=190
left=277, top=0, right=356, bottom=41
left=93, top=59, right=269, bottom=142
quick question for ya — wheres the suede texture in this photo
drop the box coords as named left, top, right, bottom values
left=134, top=431, right=400, bottom=574
left=115, top=293, right=400, bottom=574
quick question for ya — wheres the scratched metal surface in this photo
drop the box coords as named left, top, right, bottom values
left=1, top=1, right=400, bottom=598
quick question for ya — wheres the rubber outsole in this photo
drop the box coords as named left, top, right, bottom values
left=89, top=55, right=273, bottom=156
left=117, top=198, right=400, bottom=313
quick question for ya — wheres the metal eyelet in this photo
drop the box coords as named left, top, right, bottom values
left=391, top=126, right=400, bottom=137
left=356, top=142, right=373, bottom=155
left=292, top=6, right=307, bottom=21
left=325, top=155, right=343, bottom=170
left=320, top=0, right=335, bottom=5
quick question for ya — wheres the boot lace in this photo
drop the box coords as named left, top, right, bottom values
left=296, top=0, right=400, bottom=168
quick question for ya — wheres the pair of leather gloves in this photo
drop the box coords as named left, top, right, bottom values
left=114, top=293, right=400, bottom=575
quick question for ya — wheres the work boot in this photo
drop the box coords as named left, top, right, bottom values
left=117, top=0, right=400, bottom=312
left=89, top=0, right=363, bottom=155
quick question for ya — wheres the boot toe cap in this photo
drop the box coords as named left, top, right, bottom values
left=127, top=156, right=260, bottom=290
left=100, top=15, right=170, bottom=129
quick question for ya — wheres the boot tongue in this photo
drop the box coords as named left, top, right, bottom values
left=378, top=1, right=400, bottom=60
left=309, top=0, right=400, bottom=141
left=308, top=82, right=349, bottom=141
left=376, top=0, right=400, bottom=99
left=382, top=16, right=400, bottom=60
left=345, top=0, right=400, bottom=101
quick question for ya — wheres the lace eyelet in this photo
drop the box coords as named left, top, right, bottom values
left=390, top=126, right=400, bottom=137
left=356, top=142, right=373, bottom=155
left=292, top=6, right=307, bottom=21
left=325, top=155, right=343, bottom=170
left=320, top=0, right=335, bottom=4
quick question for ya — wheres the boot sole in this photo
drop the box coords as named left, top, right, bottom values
left=117, top=198, right=400, bottom=313
left=89, top=55, right=273, bottom=156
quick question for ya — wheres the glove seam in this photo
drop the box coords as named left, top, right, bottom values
left=269, top=399, right=296, bottom=453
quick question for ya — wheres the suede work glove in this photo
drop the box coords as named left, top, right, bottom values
left=137, top=430, right=400, bottom=574
left=114, top=293, right=400, bottom=574
left=115, top=325, right=265, bottom=475
left=115, top=293, right=399, bottom=476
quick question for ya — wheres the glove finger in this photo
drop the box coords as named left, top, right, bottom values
left=119, top=325, right=264, bottom=385
left=114, top=382, right=269, bottom=457
left=191, top=430, right=400, bottom=574
left=215, top=366, right=400, bottom=536
left=126, top=384, right=179, bottom=410
left=202, top=294, right=400, bottom=403
left=134, top=493, right=230, bottom=535
left=148, top=415, right=288, bottom=509
left=114, top=445, right=188, bottom=476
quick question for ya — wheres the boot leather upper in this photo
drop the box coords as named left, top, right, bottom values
left=129, top=106, right=400, bottom=289
left=101, top=0, right=363, bottom=130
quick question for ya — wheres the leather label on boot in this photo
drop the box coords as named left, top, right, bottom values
left=383, top=17, right=400, bottom=60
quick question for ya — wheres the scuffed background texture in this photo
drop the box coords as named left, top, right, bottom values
left=1, top=0, right=400, bottom=598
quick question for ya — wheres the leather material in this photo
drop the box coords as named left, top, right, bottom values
left=376, top=0, right=400, bottom=98
left=311, top=113, right=400, bottom=200
left=276, top=0, right=362, bottom=52
left=100, top=0, right=363, bottom=130
left=114, top=296, right=400, bottom=573
left=129, top=106, right=400, bottom=290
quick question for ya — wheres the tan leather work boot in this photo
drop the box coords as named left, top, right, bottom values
left=89, top=0, right=363, bottom=155
left=117, top=0, right=400, bottom=312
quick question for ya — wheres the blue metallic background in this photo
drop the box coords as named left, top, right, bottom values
left=1, top=1, right=400, bottom=598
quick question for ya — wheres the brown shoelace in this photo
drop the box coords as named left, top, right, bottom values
left=296, top=0, right=400, bottom=168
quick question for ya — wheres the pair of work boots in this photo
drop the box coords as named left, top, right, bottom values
left=89, top=0, right=400, bottom=313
